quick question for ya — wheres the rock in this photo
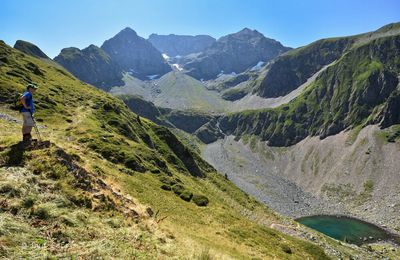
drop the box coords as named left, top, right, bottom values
left=160, top=184, right=171, bottom=191
left=179, top=191, right=193, bottom=202
left=192, top=194, right=209, bottom=207
left=146, top=207, right=154, bottom=217
left=172, top=184, right=185, bottom=195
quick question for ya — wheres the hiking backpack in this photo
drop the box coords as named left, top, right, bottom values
left=12, top=92, right=24, bottom=111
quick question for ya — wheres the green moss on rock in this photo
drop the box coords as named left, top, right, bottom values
left=192, top=194, right=209, bottom=206
left=179, top=190, right=193, bottom=202
left=172, top=184, right=185, bottom=195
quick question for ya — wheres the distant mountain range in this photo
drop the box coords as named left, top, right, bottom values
left=14, top=27, right=292, bottom=90
left=53, top=27, right=171, bottom=90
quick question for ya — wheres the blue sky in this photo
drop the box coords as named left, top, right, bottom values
left=1, top=0, right=399, bottom=58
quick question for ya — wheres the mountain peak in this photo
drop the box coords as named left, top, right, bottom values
left=240, top=27, right=254, bottom=33
left=118, top=27, right=138, bottom=37
left=235, top=27, right=263, bottom=37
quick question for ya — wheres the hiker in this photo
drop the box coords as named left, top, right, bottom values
left=20, top=83, right=38, bottom=142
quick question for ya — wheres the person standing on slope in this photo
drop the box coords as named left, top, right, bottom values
left=20, top=83, right=38, bottom=143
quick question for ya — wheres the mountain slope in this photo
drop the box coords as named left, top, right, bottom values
left=253, top=37, right=352, bottom=98
left=202, top=125, right=400, bottom=242
left=54, top=45, right=123, bottom=91
left=148, top=34, right=216, bottom=56
left=111, top=71, right=231, bottom=112
left=101, top=27, right=171, bottom=80
left=197, top=27, right=400, bottom=146
left=253, top=22, right=400, bottom=98
left=0, top=40, right=361, bottom=258
left=182, top=28, right=291, bottom=80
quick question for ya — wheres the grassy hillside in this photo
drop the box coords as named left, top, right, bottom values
left=198, top=32, right=400, bottom=146
left=0, top=40, right=346, bottom=258
left=253, top=23, right=400, bottom=99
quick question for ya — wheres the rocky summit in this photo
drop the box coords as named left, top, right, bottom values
left=101, top=27, right=171, bottom=80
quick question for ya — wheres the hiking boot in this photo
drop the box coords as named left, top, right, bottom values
left=22, top=133, right=32, bottom=140
left=22, top=133, right=32, bottom=147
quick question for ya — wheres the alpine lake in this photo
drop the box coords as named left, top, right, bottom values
left=296, top=215, right=400, bottom=246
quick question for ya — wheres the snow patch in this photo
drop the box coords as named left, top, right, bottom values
left=250, top=61, right=265, bottom=71
left=162, top=53, right=170, bottom=61
left=172, top=64, right=183, bottom=71
left=146, top=74, right=159, bottom=80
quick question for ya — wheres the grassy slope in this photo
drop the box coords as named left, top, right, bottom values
left=0, top=41, right=337, bottom=258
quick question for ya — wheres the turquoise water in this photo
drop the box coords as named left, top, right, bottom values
left=296, top=215, right=394, bottom=245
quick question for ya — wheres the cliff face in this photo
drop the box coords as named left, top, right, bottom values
left=254, top=37, right=352, bottom=98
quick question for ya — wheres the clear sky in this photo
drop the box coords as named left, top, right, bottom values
left=1, top=0, right=399, bottom=58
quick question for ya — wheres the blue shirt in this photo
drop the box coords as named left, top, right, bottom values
left=21, top=91, right=34, bottom=113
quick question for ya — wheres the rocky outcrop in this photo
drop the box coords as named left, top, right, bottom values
left=13, top=40, right=50, bottom=59
left=182, top=28, right=290, bottom=80
left=377, top=89, right=400, bottom=128
left=148, top=34, right=216, bottom=56
left=101, top=27, right=171, bottom=80
left=54, top=45, right=123, bottom=91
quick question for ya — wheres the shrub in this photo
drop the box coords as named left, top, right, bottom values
left=34, top=206, right=50, bottom=220
left=0, top=184, right=20, bottom=197
left=281, top=244, right=292, bottom=254
left=192, top=194, right=209, bottom=206
left=22, top=197, right=35, bottom=208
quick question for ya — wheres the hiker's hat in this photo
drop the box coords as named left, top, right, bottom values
left=27, top=83, right=38, bottom=89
